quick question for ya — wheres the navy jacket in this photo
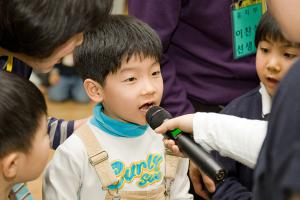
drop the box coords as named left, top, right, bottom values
left=214, top=60, right=300, bottom=199
left=0, top=56, right=32, bottom=78
left=212, top=86, right=266, bottom=200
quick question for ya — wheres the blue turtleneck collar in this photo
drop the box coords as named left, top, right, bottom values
left=90, top=104, right=148, bottom=138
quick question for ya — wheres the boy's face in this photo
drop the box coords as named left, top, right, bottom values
left=268, top=0, right=300, bottom=43
left=256, top=39, right=300, bottom=96
left=15, top=33, right=83, bottom=73
left=18, top=115, right=50, bottom=182
left=101, top=55, right=163, bottom=125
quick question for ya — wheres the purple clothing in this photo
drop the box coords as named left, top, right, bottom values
left=128, top=0, right=259, bottom=116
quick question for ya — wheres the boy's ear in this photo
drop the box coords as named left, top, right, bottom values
left=83, top=79, right=103, bottom=102
left=1, top=153, right=19, bottom=180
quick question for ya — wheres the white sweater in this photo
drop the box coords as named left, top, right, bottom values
left=193, top=112, right=268, bottom=168
left=43, top=122, right=193, bottom=200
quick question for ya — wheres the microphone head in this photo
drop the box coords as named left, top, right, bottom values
left=146, top=106, right=172, bottom=129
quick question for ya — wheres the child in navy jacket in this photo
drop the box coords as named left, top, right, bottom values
left=212, top=11, right=300, bottom=200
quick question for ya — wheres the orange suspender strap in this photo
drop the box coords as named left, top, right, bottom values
left=76, top=124, right=118, bottom=188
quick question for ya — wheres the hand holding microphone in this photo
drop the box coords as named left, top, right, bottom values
left=146, top=106, right=227, bottom=183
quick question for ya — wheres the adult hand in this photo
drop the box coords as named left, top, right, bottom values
left=189, top=161, right=215, bottom=200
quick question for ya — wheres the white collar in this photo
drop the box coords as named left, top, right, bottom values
left=259, top=82, right=272, bottom=118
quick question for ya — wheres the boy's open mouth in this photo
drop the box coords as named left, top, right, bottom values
left=267, top=77, right=279, bottom=84
left=139, top=102, right=155, bottom=112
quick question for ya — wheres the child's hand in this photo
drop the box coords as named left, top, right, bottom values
left=163, top=138, right=184, bottom=157
left=189, top=161, right=215, bottom=200
left=49, top=69, right=61, bottom=85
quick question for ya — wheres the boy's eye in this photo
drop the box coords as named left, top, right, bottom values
left=284, top=52, right=297, bottom=59
left=124, top=77, right=136, bottom=82
left=152, top=70, right=161, bottom=76
left=260, top=47, right=269, bottom=53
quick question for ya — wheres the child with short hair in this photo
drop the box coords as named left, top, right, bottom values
left=0, top=71, right=49, bottom=200
left=208, top=11, right=300, bottom=199
left=43, top=15, right=192, bottom=200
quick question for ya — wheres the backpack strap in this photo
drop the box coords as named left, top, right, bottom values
left=76, top=124, right=118, bottom=188
left=164, top=148, right=181, bottom=198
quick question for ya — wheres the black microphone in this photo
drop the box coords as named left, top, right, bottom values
left=146, top=106, right=227, bottom=183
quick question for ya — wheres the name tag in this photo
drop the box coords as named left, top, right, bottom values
left=231, top=0, right=264, bottom=59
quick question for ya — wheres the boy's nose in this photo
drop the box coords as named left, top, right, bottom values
left=266, top=57, right=281, bottom=73
left=266, top=64, right=281, bottom=73
left=141, top=80, right=156, bottom=95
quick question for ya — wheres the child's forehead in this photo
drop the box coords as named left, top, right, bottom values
left=261, top=37, right=300, bottom=48
left=122, top=53, right=157, bottom=62
left=119, top=55, right=159, bottom=70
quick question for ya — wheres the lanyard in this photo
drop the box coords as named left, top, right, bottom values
left=6, top=56, right=13, bottom=72
left=1, top=55, right=14, bottom=72
left=262, top=0, right=266, bottom=13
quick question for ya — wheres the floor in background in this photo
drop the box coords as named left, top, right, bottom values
left=27, top=97, right=95, bottom=199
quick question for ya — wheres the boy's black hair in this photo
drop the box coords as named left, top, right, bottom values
left=0, top=72, right=47, bottom=158
left=0, top=0, right=112, bottom=58
left=255, top=11, right=299, bottom=47
left=74, top=15, right=162, bottom=86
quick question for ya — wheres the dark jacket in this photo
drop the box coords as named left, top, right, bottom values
left=212, top=86, right=265, bottom=200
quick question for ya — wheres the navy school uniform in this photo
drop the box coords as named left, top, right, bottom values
left=212, top=85, right=270, bottom=200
